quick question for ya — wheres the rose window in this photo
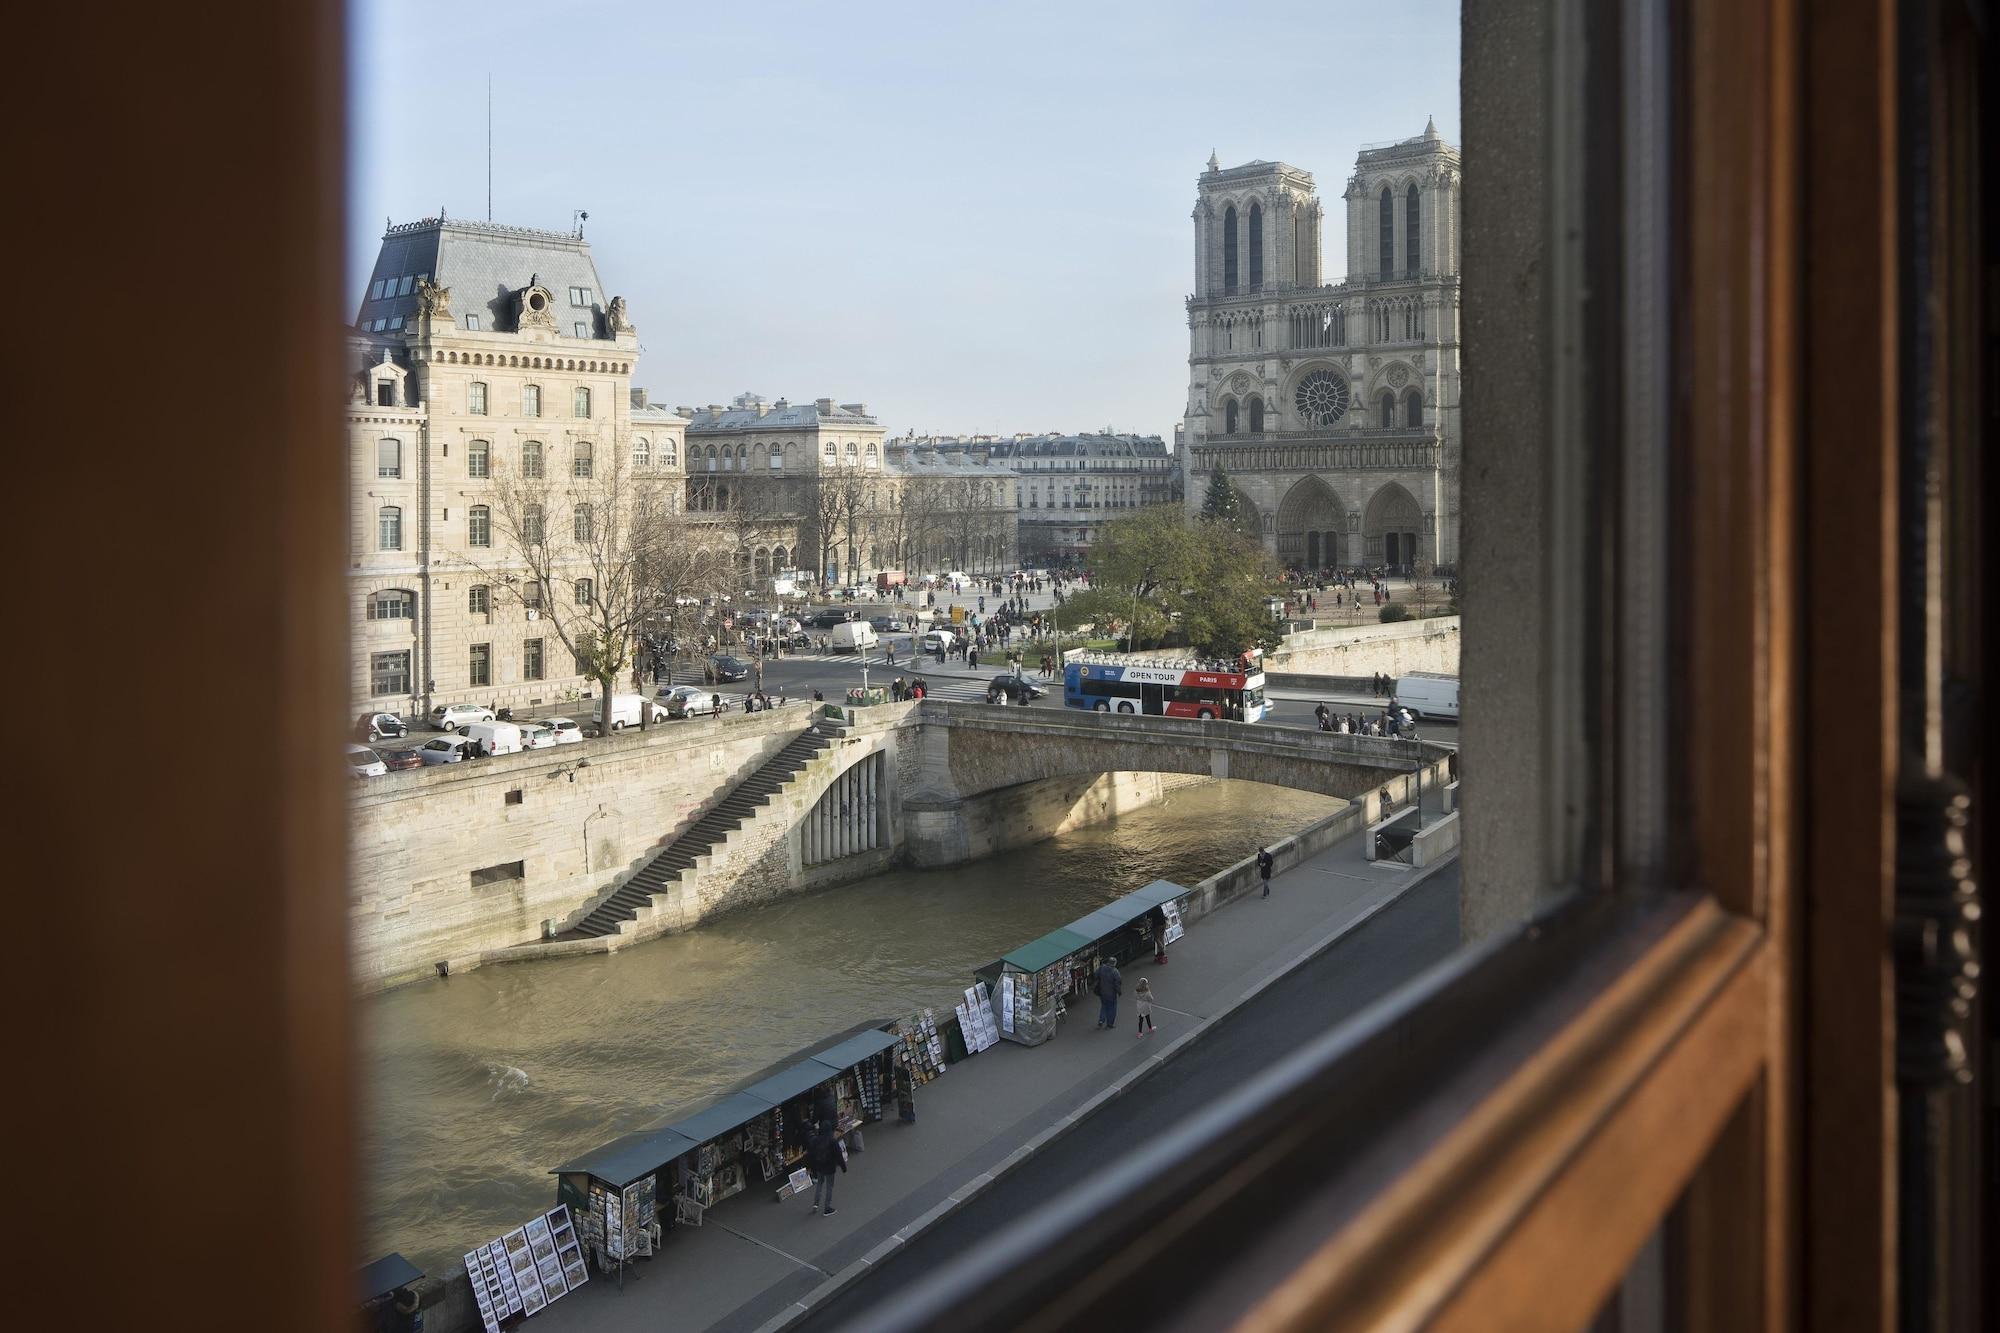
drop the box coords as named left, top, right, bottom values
left=1295, top=371, right=1350, bottom=427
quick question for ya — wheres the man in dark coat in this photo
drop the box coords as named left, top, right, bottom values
left=1095, top=957, right=1123, bottom=1030
left=807, top=1126, right=846, bottom=1216
left=1257, top=846, right=1276, bottom=897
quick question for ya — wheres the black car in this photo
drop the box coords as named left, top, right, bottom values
left=810, top=608, right=852, bottom=629
left=356, top=711, right=408, bottom=742
left=706, top=654, right=751, bottom=683
left=985, top=674, right=1047, bottom=705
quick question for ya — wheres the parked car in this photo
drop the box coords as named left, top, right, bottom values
left=429, top=702, right=496, bottom=733
left=940, top=570, right=972, bottom=589
left=356, top=711, right=408, bottom=743
left=520, top=723, right=560, bottom=750
left=869, top=615, right=899, bottom=633
left=660, top=685, right=726, bottom=718
left=706, top=654, right=750, bottom=683
left=986, top=674, right=1047, bottom=705
left=415, top=736, right=474, bottom=765
left=378, top=748, right=425, bottom=772
left=346, top=744, right=388, bottom=778
left=541, top=717, right=584, bottom=745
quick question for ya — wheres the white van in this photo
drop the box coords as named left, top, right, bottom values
left=607, top=693, right=670, bottom=730
left=829, top=621, right=879, bottom=652
left=460, top=720, right=524, bottom=752
left=462, top=721, right=525, bottom=756
left=1395, top=672, right=1460, bottom=721
left=920, top=629, right=956, bottom=654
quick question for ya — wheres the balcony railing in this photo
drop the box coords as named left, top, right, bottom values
left=1192, top=434, right=1443, bottom=473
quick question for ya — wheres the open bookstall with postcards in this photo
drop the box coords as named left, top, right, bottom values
left=552, top=1023, right=916, bottom=1266
left=975, top=879, right=1190, bottom=1046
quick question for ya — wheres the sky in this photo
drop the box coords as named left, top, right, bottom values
left=349, top=1, right=1459, bottom=440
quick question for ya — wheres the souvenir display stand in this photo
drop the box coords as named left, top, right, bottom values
left=977, top=880, right=1191, bottom=1047
left=462, top=1205, right=587, bottom=1331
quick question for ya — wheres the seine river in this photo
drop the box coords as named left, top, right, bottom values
left=359, top=778, right=1343, bottom=1271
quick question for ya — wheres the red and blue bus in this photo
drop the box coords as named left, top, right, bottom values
left=1062, top=650, right=1267, bottom=722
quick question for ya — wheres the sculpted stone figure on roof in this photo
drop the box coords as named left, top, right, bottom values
left=415, top=277, right=451, bottom=318
left=608, top=295, right=635, bottom=335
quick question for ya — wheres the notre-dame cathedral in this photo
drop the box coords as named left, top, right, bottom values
left=1182, top=121, right=1461, bottom=571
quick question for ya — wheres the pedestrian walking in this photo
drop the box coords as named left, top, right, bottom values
left=1134, top=977, right=1156, bottom=1037
left=807, top=1124, right=846, bottom=1216
left=1095, top=956, right=1123, bottom=1029
left=1257, top=846, right=1275, bottom=897
left=1148, top=904, right=1170, bottom=963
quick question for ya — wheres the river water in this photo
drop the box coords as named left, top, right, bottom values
left=359, top=778, right=1343, bottom=1271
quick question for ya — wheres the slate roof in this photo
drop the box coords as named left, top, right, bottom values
left=884, top=447, right=1015, bottom=479
left=971, top=433, right=1171, bottom=462
left=681, top=396, right=880, bottom=433
left=354, top=217, right=611, bottom=338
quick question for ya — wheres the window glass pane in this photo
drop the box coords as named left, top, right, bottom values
left=522, top=441, right=543, bottom=478
left=376, top=438, right=400, bottom=478
left=466, top=440, right=488, bottom=479
left=523, top=384, right=540, bottom=417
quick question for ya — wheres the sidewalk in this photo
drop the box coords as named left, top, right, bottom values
left=527, top=787, right=1457, bottom=1333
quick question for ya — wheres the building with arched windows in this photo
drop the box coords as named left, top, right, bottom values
left=345, top=216, right=682, bottom=715
left=1184, top=123, right=1462, bottom=570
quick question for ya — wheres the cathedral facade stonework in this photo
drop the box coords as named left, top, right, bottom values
left=1183, top=124, right=1461, bottom=571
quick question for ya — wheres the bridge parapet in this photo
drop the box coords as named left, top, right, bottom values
left=902, top=697, right=1448, bottom=812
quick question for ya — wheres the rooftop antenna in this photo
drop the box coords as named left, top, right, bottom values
left=486, top=74, right=493, bottom=221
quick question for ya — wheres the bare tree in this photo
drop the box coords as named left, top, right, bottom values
left=1408, top=558, right=1440, bottom=617
left=893, top=473, right=950, bottom=574
left=471, top=443, right=673, bottom=736
left=634, top=491, right=738, bottom=698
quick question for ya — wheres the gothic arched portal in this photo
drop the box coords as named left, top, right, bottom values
left=1363, top=481, right=1425, bottom=570
left=1276, top=475, right=1347, bottom=570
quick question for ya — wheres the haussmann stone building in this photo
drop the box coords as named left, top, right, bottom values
left=345, top=216, right=686, bottom=717
left=1183, top=121, right=1462, bottom=572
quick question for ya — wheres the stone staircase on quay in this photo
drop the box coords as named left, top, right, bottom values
left=561, top=724, right=833, bottom=941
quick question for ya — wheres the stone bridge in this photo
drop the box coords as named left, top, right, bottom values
left=893, top=699, right=1452, bottom=865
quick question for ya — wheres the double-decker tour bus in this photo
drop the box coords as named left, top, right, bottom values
left=1062, top=649, right=1267, bottom=722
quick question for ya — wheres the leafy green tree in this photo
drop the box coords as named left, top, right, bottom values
left=1083, top=506, right=1282, bottom=659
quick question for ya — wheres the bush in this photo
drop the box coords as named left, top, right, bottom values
left=1379, top=603, right=1410, bottom=623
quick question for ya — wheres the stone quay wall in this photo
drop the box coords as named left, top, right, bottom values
left=1266, top=614, right=1460, bottom=678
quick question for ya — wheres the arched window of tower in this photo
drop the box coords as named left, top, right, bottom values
left=1407, top=183, right=1421, bottom=277
left=1248, top=396, right=1265, bottom=433
left=1379, top=390, right=1397, bottom=428
left=1379, top=186, right=1395, bottom=279
left=1248, top=202, right=1264, bottom=288
left=1223, top=204, right=1239, bottom=292
left=1405, top=390, right=1424, bottom=427
left=1224, top=398, right=1239, bottom=435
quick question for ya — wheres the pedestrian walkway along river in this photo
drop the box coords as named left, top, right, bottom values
left=360, top=778, right=1343, bottom=1273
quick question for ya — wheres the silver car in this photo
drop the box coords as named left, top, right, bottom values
left=415, top=736, right=473, bottom=765
left=346, top=744, right=388, bottom=778
left=428, top=702, right=496, bottom=733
